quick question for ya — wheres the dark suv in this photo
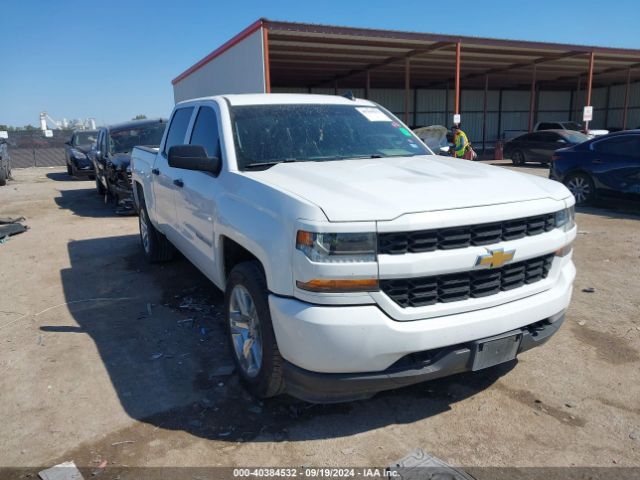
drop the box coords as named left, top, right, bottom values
left=65, top=130, right=98, bottom=178
left=90, top=119, right=166, bottom=211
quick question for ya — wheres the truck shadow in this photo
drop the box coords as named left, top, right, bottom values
left=53, top=185, right=121, bottom=217
left=53, top=235, right=514, bottom=446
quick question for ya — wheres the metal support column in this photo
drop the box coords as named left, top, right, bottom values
left=604, top=85, right=611, bottom=128
left=334, top=80, right=338, bottom=96
left=404, top=58, right=411, bottom=125
left=528, top=64, right=537, bottom=132
left=623, top=68, right=631, bottom=130
left=497, top=88, right=503, bottom=141
left=454, top=41, right=461, bottom=125
left=584, top=51, right=595, bottom=132
left=482, top=74, right=489, bottom=155
left=365, top=70, right=371, bottom=100
left=574, top=76, right=581, bottom=122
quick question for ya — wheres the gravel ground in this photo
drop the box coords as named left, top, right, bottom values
left=0, top=166, right=638, bottom=478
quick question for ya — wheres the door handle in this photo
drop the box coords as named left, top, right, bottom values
left=173, top=179, right=184, bottom=188
left=151, top=168, right=159, bottom=175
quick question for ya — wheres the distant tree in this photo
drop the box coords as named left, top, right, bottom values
left=22, top=125, right=37, bottom=131
left=132, top=114, right=147, bottom=120
left=0, top=124, right=9, bottom=131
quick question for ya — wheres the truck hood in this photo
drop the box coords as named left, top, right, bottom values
left=250, top=155, right=569, bottom=222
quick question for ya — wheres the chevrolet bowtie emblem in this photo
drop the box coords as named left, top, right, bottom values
left=476, top=248, right=516, bottom=268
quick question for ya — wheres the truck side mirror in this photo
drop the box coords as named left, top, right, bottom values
left=168, top=144, right=221, bottom=175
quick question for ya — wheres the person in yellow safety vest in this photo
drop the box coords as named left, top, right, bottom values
left=451, top=124, right=469, bottom=158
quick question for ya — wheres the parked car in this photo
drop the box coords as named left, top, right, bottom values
left=535, top=121, right=608, bottom=138
left=132, top=94, right=576, bottom=403
left=550, top=130, right=640, bottom=205
left=91, top=119, right=166, bottom=211
left=64, top=130, right=98, bottom=178
left=0, top=138, right=11, bottom=186
left=504, top=130, right=589, bottom=165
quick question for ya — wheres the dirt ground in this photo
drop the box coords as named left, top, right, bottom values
left=0, top=166, right=639, bottom=478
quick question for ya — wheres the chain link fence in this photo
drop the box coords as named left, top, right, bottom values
left=3, top=130, right=73, bottom=168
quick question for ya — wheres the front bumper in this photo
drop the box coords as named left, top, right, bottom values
left=283, top=314, right=565, bottom=403
left=70, top=158, right=95, bottom=176
left=269, top=259, right=574, bottom=374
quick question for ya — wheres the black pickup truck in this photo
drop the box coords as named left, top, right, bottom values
left=89, top=119, right=166, bottom=212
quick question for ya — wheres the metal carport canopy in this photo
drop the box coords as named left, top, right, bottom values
left=263, top=19, right=639, bottom=90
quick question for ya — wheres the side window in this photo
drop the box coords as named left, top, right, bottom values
left=189, top=107, right=222, bottom=158
left=538, top=132, right=558, bottom=142
left=527, top=133, right=545, bottom=142
left=163, top=107, right=194, bottom=155
left=593, top=136, right=639, bottom=156
left=537, top=123, right=554, bottom=131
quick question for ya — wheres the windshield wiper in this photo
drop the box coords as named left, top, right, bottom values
left=243, top=159, right=301, bottom=170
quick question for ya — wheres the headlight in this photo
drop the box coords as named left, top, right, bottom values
left=296, top=231, right=376, bottom=263
left=70, top=148, right=87, bottom=160
left=555, top=206, right=575, bottom=231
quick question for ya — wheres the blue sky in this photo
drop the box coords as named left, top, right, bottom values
left=1, top=0, right=637, bottom=127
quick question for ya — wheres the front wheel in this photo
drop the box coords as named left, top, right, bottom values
left=565, top=172, right=595, bottom=205
left=511, top=150, right=526, bottom=166
left=225, top=261, right=285, bottom=399
left=66, top=163, right=73, bottom=176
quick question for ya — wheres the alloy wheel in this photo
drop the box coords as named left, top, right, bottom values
left=567, top=176, right=591, bottom=204
left=139, top=208, right=150, bottom=254
left=229, top=284, right=263, bottom=378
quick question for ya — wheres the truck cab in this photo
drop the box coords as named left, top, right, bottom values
left=131, top=94, right=576, bottom=402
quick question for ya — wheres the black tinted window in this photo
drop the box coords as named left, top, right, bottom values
left=537, top=123, right=559, bottom=130
left=526, top=133, right=546, bottom=142
left=538, top=132, right=559, bottom=142
left=190, top=107, right=221, bottom=158
left=164, top=107, right=194, bottom=155
left=593, top=135, right=640, bottom=156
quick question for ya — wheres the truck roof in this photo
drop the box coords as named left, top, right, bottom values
left=180, top=93, right=377, bottom=107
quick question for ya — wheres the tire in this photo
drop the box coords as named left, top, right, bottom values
left=88, top=175, right=96, bottom=180
left=95, top=175, right=106, bottom=195
left=511, top=150, right=526, bottom=166
left=138, top=196, right=174, bottom=263
left=225, top=261, right=285, bottom=399
left=565, top=172, right=595, bottom=205
left=0, top=165, right=6, bottom=187
left=66, top=163, right=73, bottom=176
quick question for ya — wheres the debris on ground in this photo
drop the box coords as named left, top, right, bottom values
left=0, top=216, right=28, bottom=243
left=582, top=287, right=596, bottom=293
left=150, top=353, right=163, bottom=360
left=388, top=448, right=474, bottom=480
left=578, top=320, right=587, bottom=326
left=630, top=429, right=639, bottom=441
left=210, top=365, right=235, bottom=377
left=38, top=460, right=85, bottom=480
left=110, top=440, right=135, bottom=446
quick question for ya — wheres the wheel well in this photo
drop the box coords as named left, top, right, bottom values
left=222, top=237, right=263, bottom=280
left=134, top=182, right=144, bottom=210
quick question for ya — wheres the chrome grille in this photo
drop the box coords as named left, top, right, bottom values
left=378, top=213, right=556, bottom=255
left=380, top=254, right=554, bottom=308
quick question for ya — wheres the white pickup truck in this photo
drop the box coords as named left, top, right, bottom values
left=131, top=94, right=576, bottom=403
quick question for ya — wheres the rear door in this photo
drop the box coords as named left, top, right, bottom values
left=535, top=132, right=565, bottom=163
left=172, top=103, right=223, bottom=280
left=590, top=134, right=640, bottom=197
left=153, top=106, right=194, bottom=241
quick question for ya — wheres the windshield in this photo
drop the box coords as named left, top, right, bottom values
left=74, top=132, right=97, bottom=146
left=560, top=121, right=583, bottom=131
left=109, top=123, right=166, bottom=154
left=560, top=130, right=589, bottom=144
left=231, top=104, right=431, bottom=169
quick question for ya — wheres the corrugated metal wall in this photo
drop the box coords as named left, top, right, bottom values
left=275, top=81, right=640, bottom=144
